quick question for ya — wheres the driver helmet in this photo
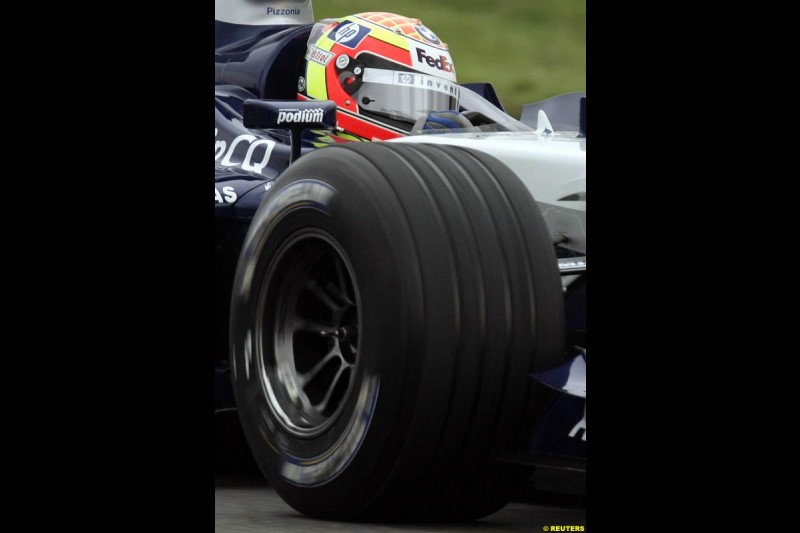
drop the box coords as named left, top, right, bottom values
left=299, top=12, right=459, bottom=140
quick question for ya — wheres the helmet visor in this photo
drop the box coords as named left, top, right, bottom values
left=355, top=68, right=460, bottom=124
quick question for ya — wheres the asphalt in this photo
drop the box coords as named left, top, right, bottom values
left=215, top=474, right=586, bottom=532
left=215, top=411, right=585, bottom=531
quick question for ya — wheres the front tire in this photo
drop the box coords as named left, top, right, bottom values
left=230, top=142, right=563, bottom=521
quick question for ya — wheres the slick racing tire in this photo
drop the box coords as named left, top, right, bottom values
left=230, top=142, right=564, bottom=521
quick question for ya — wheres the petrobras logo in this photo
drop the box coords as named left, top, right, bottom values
left=305, top=45, right=334, bottom=66
left=277, top=108, right=325, bottom=124
left=330, top=21, right=370, bottom=48
left=412, top=44, right=456, bottom=82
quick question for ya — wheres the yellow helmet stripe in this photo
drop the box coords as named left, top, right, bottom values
left=306, top=36, right=336, bottom=99
left=351, top=17, right=410, bottom=50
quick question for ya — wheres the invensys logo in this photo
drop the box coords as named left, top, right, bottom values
left=393, top=72, right=459, bottom=98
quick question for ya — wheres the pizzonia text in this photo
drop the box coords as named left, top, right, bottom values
left=266, top=7, right=300, bottom=15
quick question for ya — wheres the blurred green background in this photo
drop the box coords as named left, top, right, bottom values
left=312, top=0, right=585, bottom=119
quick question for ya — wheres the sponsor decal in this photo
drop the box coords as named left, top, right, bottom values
left=415, top=47, right=453, bottom=74
left=266, top=7, right=301, bottom=16
left=305, top=45, right=334, bottom=66
left=276, top=108, right=325, bottom=124
left=330, top=22, right=370, bottom=48
left=335, top=54, right=350, bottom=69
left=391, top=71, right=459, bottom=98
left=413, top=23, right=441, bottom=45
left=297, top=76, right=306, bottom=92
left=215, top=186, right=237, bottom=204
left=215, top=128, right=275, bottom=176
left=397, top=73, right=414, bottom=85
left=411, top=44, right=457, bottom=82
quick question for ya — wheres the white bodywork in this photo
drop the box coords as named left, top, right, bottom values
left=390, top=130, right=586, bottom=254
left=215, top=0, right=315, bottom=26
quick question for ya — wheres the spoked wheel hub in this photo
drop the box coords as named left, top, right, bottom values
left=257, top=229, right=361, bottom=439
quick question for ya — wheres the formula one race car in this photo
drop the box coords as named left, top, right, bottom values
left=215, top=0, right=585, bottom=522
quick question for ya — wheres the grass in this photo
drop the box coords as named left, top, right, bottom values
left=311, top=0, right=585, bottom=119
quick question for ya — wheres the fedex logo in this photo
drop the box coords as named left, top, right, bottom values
left=416, top=48, right=453, bottom=73
left=412, top=45, right=457, bottom=82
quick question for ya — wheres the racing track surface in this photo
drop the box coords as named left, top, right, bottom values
left=215, top=474, right=586, bottom=532
left=215, top=412, right=586, bottom=531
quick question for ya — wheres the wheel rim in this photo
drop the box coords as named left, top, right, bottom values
left=256, top=229, right=361, bottom=438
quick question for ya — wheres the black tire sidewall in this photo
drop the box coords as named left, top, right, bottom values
left=231, top=154, right=426, bottom=518
left=230, top=142, right=566, bottom=521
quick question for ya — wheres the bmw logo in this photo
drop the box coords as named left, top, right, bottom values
left=414, top=23, right=440, bottom=45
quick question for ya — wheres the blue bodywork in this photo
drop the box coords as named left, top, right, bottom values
left=214, top=19, right=586, bottom=469
left=214, top=21, right=318, bottom=376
